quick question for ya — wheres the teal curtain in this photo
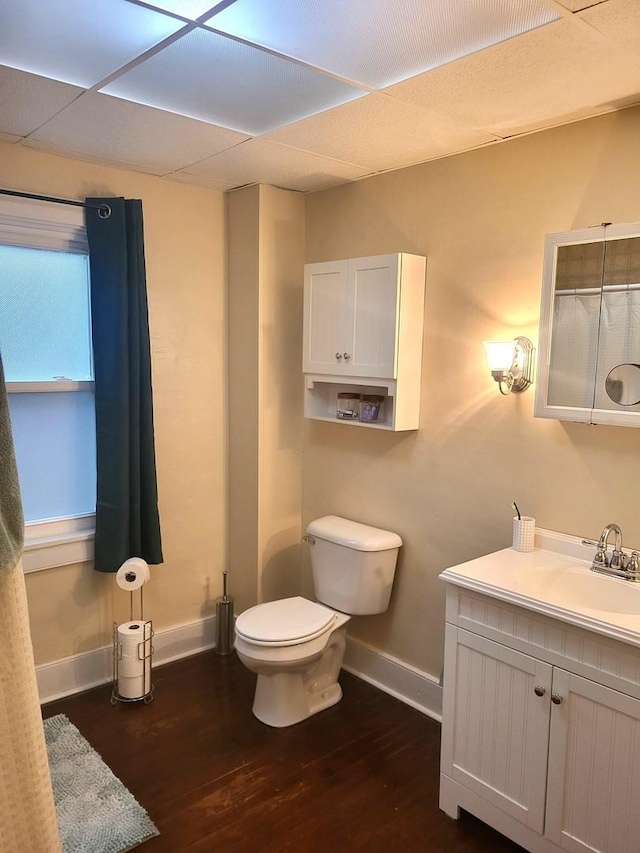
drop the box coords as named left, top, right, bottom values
left=85, top=198, right=163, bottom=573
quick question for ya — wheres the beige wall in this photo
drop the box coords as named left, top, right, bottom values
left=227, top=185, right=305, bottom=612
left=303, top=106, right=640, bottom=678
left=0, top=143, right=227, bottom=664
left=7, top=105, right=640, bottom=681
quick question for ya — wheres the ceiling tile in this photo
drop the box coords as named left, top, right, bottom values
left=207, top=0, right=560, bottom=88
left=102, top=27, right=365, bottom=135
left=554, top=1, right=606, bottom=10
left=164, top=171, right=237, bottom=192
left=384, top=18, right=640, bottom=136
left=128, top=0, right=228, bottom=19
left=177, top=138, right=370, bottom=192
left=0, top=0, right=185, bottom=88
left=26, top=91, right=248, bottom=174
left=266, top=93, right=498, bottom=171
left=580, top=0, right=640, bottom=58
left=0, top=132, right=22, bottom=144
left=0, top=65, right=84, bottom=137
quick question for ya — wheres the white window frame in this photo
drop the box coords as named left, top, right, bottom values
left=0, top=195, right=96, bottom=572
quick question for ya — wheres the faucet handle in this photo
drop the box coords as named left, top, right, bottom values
left=584, top=538, right=609, bottom=567
left=628, top=551, right=640, bottom=573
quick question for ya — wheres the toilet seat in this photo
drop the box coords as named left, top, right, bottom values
left=235, top=596, right=336, bottom=647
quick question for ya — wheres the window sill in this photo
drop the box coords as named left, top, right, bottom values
left=23, top=514, right=95, bottom=573
left=7, top=380, right=94, bottom=393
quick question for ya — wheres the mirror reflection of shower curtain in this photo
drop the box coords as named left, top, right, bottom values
left=548, top=292, right=600, bottom=409
left=593, top=286, right=640, bottom=412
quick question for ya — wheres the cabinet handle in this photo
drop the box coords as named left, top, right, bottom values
left=343, top=352, right=351, bottom=360
left=534, top=686, right=546, bottom=697
left=551, top=693, right=563, bottom=705
left=335, top=352, right=343, bottom=360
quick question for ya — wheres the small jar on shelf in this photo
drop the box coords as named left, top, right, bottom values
left=359, top=395, right=385, bottom=423
left=336, top=392, right=361, bottom=420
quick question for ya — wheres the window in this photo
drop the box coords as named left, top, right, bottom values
left=0, top=196, right=96, bottom=571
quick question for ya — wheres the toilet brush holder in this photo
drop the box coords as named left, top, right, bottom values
left=215, top=571, right=234, bottom=656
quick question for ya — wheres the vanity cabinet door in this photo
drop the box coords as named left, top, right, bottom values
left=545, top=668, right=640, bottom=853
left=441, top=626, right=552, bottom=832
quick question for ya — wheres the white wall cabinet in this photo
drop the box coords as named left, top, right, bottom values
left=303, top=253, right=425, bottom=431
left=440, top=586, right=640, bottom=853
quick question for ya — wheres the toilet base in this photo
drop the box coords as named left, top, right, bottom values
left=250, top=627, right=347, bottom=727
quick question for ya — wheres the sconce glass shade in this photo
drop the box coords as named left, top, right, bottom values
left=483, top=337, right=535, bottom=395
left=483, top=341, right=517, bottom=371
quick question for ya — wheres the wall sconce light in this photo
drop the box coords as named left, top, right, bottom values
left=483, top=337, right=535, bottom=395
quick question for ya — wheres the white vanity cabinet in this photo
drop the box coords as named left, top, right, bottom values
left=440, top=584, right=640, bottom=853
left=303, top=253, right=426, bottom=430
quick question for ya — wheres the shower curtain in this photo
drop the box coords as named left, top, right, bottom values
left=0, top=355, right=61, bottom=852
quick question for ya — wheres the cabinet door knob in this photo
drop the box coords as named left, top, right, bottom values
left=343, top=352, right=351, bottom=360
left=534, top=686, right=546, bottom=697
left=335, top=352, right=343, bottom=360
left=551, top=693, right=563, bottom=705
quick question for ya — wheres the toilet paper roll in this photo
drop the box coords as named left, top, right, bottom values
left=116, top=558, right=150, bottom=591
left=118, top=672, right=151, bottom=700
left=117, top=621, right=152, bottom=684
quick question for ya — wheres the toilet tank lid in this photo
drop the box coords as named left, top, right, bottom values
left=306, top=516, right=402, bottom=551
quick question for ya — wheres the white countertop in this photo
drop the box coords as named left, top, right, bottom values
left=440, top=528, right=640, bottom=648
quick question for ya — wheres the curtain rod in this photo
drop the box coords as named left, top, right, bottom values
left=0, top=187, right=112, bottom=219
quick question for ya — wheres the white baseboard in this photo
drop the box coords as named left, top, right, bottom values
left=37, top=616, right=443, bottom=721
left=343, top=636, right=442, bottom=721
left=37, top=616, right=216, bottom=705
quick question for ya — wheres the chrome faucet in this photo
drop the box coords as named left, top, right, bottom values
left=598, top=523, right=624, bottom=570
left=584, top=523, right=640, bottom=581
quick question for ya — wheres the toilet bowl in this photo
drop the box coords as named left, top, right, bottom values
left=235, top=516, right=402, bottom=728
left=235, top=596, right=350, bottom=728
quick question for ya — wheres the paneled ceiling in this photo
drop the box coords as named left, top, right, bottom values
left=1, top=0, right=639, bottom=193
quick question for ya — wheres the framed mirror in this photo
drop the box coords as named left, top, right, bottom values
left=535, top=222, right=640, bottom=427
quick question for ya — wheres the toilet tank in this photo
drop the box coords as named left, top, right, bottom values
left=306, top=516, right=402, bottom=615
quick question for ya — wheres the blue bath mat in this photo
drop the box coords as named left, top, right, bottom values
left=44, top=714, right=159, bottom=853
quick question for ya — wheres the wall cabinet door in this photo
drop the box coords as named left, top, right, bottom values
left=545, top=668, right=640, bottom=853
left=347, top=254, right=399, bottom=378
left=304, top=254, right=402, bottom=379
left=535, top=222, right=640, bottom=427
left=303, top=259, right=349, bottom=376
left=441, top=626, right=552, bottom=832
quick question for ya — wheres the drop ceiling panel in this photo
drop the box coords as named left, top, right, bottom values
left=164, top=170, right=237, bottom=192
left=266, top=93, right=498, bottom=171
left=129, top=0, right=227, bottom=20
left=26, top=92, right=248, bottom=174
left=0, top=66, right=84, bottom=137
left=0, top=133, right=22, bottom=144
left=0, top=0, right=185, bottom=88
left=177, top=137, right=370, bottom=192
left=102, top=27, right=365, bottom=135
left=554, top=1, right=605, bottom=10
left=580, top=0, right=640, bottom=58
left=384, top=18, right=640, bottom=136
left=207, top=0, right=560, bottom=88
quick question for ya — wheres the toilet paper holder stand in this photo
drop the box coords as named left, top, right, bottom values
left=111, top=587, right=154, bottom=705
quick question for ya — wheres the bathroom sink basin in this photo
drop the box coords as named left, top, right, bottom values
left=513, top=565, right=640, bottom=615
left=440, top=530, right=640, bottom=646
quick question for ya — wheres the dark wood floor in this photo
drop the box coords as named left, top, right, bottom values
left=43, top=651, right=523, bottom=852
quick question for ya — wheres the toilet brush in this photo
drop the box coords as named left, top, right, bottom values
left=215, top=571, right=234, bottom=656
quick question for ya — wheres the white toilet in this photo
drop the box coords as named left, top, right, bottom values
left=234, top=515, right=402, bottom=727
